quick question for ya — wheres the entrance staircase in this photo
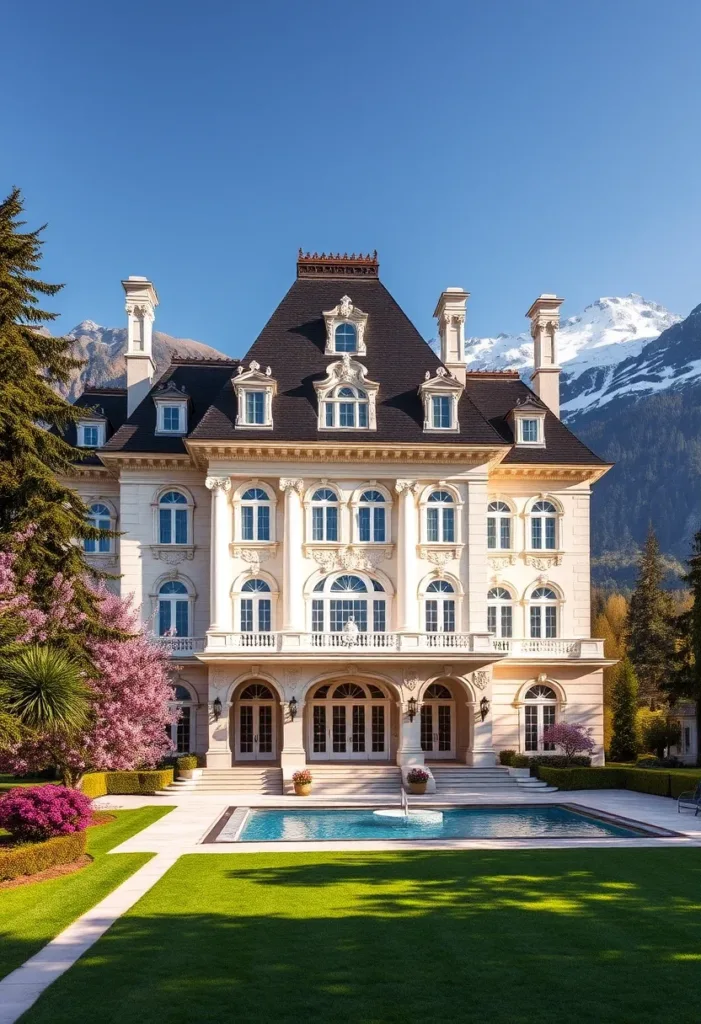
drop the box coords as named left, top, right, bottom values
left=307, top=765, right=402, bottom=797
left=429, top=765, right=555, bottom=796
left=174, top=768, right=284, bottom=795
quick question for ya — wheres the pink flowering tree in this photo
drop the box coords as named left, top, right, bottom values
left=541, top=721, right=596, bottom=765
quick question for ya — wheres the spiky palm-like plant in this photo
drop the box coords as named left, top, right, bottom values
left=0, top=645, right=91, bottom=734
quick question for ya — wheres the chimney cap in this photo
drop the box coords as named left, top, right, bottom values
left=121, top=276, right=159, bottom=306
left=433, top=287, right=470, bottom=318
left=525, top=294, right=564, bottom=320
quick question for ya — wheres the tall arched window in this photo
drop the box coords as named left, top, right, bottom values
left=158, top=490, right=190, bottom=545
left=529, top=586, right=558, bottom=638
left=424, top=579, right=455, bottom=633
left=334, top=323, right=357, bottom=353
left=169, top=683, right=196, bottom=754
left=311, top=573, right=386, bottom=633
left=487, top=587, right=513, bottom=638
left=487, top=501, right=512, bottom=550
left=426, top=490, right=455, bottom=543
left=241, top=487, right=271, bottom=541
left=240, top=578, right=272, bottom=632
left=529, top=500, right=558, bottom=550
left=524, top=684, right=557, bottom=752
left=311, top=487, right=339, bottom=542
left=322, top=385, right=369, bottom=428
left=357, top=490, right=386, bottom=543
left=158, top=580, right=190, bottom=636
left=84, top=503, right=112, bottom=553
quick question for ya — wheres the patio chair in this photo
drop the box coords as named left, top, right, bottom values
left=677, top=781, right=701, bottom=815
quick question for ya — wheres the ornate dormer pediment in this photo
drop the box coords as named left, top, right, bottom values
left=153, top=381, right=190, bottom=435
left=233, top=361, right=278, bottom=430
left=508, top=393, right=546, bottom=447
left=419, top=366, right=464, bottom=433
left=314, top=355, right=379, bottom=431
left=323, top=296, right=369, bottom=355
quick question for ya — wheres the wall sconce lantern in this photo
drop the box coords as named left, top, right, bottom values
left=288, top=696, right=298, bottom=721
left=213, top=697, right=222, bottom=721
left=479, top=696, right=490, bottom=722
left=407, top=696, right=418, bottom=722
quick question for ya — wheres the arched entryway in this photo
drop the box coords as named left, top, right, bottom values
left=231, top=681, right=279, bottom=762
left=307, top=680, right=392, bottom=761
left=420, top=682, right=456, bottom=759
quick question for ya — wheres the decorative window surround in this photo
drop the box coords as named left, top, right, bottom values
left=509, top=394, right=546, bottom=448
left=322, top=295, right=368, bottom=355
left=419, top=367, right=464, bottom=434
left=417, top=544, right=462, bottom=568
left=314, top=355, right=379, bottom=431
left=524, top=494, right=563, bottom=552
left=77, top=419, right=105, bottom=448
left=153, top=382, right=189, bottom=435
left=151, top=487, right=195, bottom=548
left=350, top=485, right=393, bottom=544
left=229, top=542, right=279, bottom=574
left=149, top=544, right=196, bottom=565
left=232, top=481, right=277, bottom=544
left=149, top=573, right=197, bottom=638
left=233, top=361, right=277, bottom=429
left=418, top=484, right=464, bottom=546
left=303, top=543, right=393, bottom=573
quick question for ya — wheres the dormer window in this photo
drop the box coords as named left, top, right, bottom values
left=335, top=323, right=357, bottom=353
left=77, top=421, right=105, bottom=448
left=510, top=394, right=546, bottom=448
left=519, top=418, right=541, bottom=444
left=315, top=355, right=379, bottom=431
left=233, top=361, right=277, bottom=430
left=419, top=367, right=464, bottom=434
left=323, top=296, right=368, bottom=356
left=153, top=382, right=189, bottom=435
left=431, top=395, right=453, bottom=429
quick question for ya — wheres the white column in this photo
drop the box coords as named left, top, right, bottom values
left=205, top=476, right=232, bottom=632
left=279, top=478, right=305, bottom=632
left=395, top=480, right=419, bottom=632
left=466, top=688, right=495, bottom=767
left=465, top=475, right=488, bottom=633
left=206, top=666, right=231, bottom=768
left=280, top=698, right=307, bottom=788
left=396, top=705, right=424, bottom=766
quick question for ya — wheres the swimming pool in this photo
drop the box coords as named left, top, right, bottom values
left=214, top=805, right=648, bottom=843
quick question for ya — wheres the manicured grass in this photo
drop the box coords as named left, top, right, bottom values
left=0, top=806, right=173, bottom=980
left=18, top=847, right=701, bottom=1024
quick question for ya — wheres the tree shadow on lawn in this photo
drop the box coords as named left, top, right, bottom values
left=19, top=847, right=701, bottom=1024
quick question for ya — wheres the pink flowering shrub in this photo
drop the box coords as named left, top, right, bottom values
left=0, top=785, right=92, bottom=841
left=406, top=767, right=430, bottom=783
left=541, top=722, right=596, bottom=764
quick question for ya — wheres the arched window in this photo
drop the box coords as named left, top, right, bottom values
left=424, top=682, right=452, bottom=699
left=241, top=487, right=271, bottom=542
left=169, top=683, right=196, bottom=754
left=529, top=500, right=558, bottom=550
left=424, top=579, right=455, bottom=633
left=426, top=490, right=455, bottom=543
left=158, top=580, right=190, bottom=636
left=311, top=487, right=339, bottom=542
left=239, top=683, right=275, bottom=700
left=311, top=573, right=387, bottom=634
left=524, top=684, right=557, bottom=752
left=529, top=586, right=558, bottom=638
left=321, top=385, right=369, bottom=429
left=487, top=501, right=512, bottom=550
left=487, top=587, right=513, bottom=638
left=240, top=578, right=272, bottom=632
left=84, top=503, right=112, bottom=553
left=357, top=489, right=386, bottom=543
left=158, top=490, right=190, bottom=545
left=334, top=323, right=357, bottom=353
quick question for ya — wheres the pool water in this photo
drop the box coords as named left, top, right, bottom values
left=236, top=805, right=641, bottom=842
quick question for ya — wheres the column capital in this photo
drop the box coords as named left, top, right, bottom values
left=205, top=476, right=232, bottom=494
left=279, top=477, right=305, bottom=495
left=395, top=479, right=419, bottom=496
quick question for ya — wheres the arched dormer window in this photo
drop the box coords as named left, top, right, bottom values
left=356, top=489, right=387, bottom=543
left=529, top=499, right=558, bottom=550
left=84, top=502, right=113, bottom=553
left=529, top=586, right=559, bottom=638
left=241, top=487, right=271, bottom=542
left=524, top=684, right=557, bottom=752
left=311, top=487, right=339, bottom=542
left=310, top=572, right=387, bottom=634
left=487, top=501, right=512, bottom=550
left=424, top=579, right=455, bottom=633
left=322, top=385, right=369, bottom=429
left=158, top=580, right=190, bottom=637
left=240, top=578, right=272, bottom=633
left=334, top=323, right=357, bottom=353
left=158, top=490, right=191, bottom=545
left=314, top=356, right=379, bottom=431
left=426, top=490, right=455, bottom=544
left=487, top=586, right=513, bottom=638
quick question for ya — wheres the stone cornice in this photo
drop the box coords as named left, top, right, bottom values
left=491, top=463, right=612, bottom=484
left=185, top=439, right=509, bottom=467
left=98, top=452, right=194, bottom=472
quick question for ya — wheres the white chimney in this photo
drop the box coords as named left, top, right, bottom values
left=122, top=276, right=159, bottom=416
left=526, top=293, right=564, bottom=417
left=433, top=287, right=469, bottom=384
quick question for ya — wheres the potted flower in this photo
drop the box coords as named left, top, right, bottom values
left=176, top=755, right=202, bottom=781
left=292, top=769, right=312, bottom=796
left=406, top=767, right=429, bottom=795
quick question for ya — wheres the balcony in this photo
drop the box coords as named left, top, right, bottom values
left=201, top=630, right=497, bottom=659
left=155, top=636, right=206, bottom=656
left=490, top=638, right=606, bottom=659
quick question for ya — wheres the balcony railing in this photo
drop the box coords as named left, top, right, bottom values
left=155, top=636, right=206, bottom=655
left=490, top=638, right=605, bottom=658
left=204, top=631, right=494, bottom=655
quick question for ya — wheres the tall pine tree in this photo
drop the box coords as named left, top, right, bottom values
left=609, top=659, right=639, bottom=762
left=665, top=528, right=701, bottom=763
left=0, top=188, right=105, bottom=623
left=627, top=527, right=676, bottom=708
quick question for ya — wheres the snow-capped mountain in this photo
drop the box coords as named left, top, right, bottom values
left=464, top=294, right=683, bottom=420
left=57, top=321, right=227, bottom=401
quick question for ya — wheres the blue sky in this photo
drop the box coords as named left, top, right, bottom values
left=2, top=0, right=700, bottom=354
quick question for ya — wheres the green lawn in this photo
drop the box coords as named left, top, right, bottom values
left=17, top=847, right=701, bottom=1024
left=0, top=806, right=173, bottom=980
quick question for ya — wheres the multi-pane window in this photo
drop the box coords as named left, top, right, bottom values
left=520, top=418, right=540, bottom=443
left=240, top=578, right=272, bottom=632
left=158, top=491, right=189, bottom=544
left=524, top=685, right=557, bottom=752
left=241, top=487, right=271, bottom=541
left=530, top=500, right=557, bottom=549
left=529, top=587, right=558, bottom=638
left=244, top=391, right=265, bottom=424
left=334, top=323, right=357, bottom=352
left=311, top=573, right=386, bottom=633
left=158, top=580, right=189, bottom=636
left=322, top=386, right=369, bottom=429
left=487, top=501, right=512, bottom=550
left=169, top=684, right=194, bottom=754
left=425, top=579, right=456, bottom=633
left=426, top=490, right=455, bottom=543
left=161, top=405, right=183, bottom=432
left=487, top=587, right=513, bottom=638
left=431, top=395, right=452, bottom=429
left=357, top=490, right=386, bottom=542
left=84, top=503, right=112, bottom=553
left=82, top=425, right=99, bottom=447
left=311, top=488, right=339, bottom=541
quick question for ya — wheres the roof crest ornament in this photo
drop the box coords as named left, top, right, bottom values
left=297, top=249, right=379, bottom=278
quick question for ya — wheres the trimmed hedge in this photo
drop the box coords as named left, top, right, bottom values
left=81, top=769, right=173, bottom=797
left=624, top=769, right=670, bottom=797
left=537, top=766, right=701, bottom=799
left=0, top=830, right=87, bottom=882
left=670, top=772, right=701, bottom=799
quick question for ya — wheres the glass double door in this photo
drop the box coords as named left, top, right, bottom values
left=420, top=701, right=455, bottom=759
left=236, top=701, right=275, bottom=761
left=310, top=702, right=389, bottom=760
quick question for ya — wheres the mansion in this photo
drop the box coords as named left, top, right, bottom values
left=68, top=251, right=612, bottom=786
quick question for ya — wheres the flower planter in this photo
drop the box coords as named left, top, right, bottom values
left=294, top=783, right=312, bottom=797
left=408, top=781, right=427, bottom=795
left=178, top=768, right=202, bottom=781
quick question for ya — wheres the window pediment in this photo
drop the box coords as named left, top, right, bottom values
left=509, top=394, right=546, bottom=447
left=419, top=368, right=464, bottom=433
left=153, top=383, right=189, bottom=435
left=314, top=355, right=379, bottom=431
left=323, top=296, right=368, bottom=355
left=233, top=361, right=278, bottom=429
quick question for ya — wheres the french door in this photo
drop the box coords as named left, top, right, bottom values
left=420, top=701, right=455, bottom=759
left=310, top=702, right=389, bottom=760
left=236, top=701, right=276, bottom=761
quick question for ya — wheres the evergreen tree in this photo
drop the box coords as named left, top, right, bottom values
left=0, top=188, right=106, bottom=625
left=626, top=527, right=676, bottom=707
left=664, top=528, right=701, bottom=762
left=609, top=659, right=639, bottom=762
